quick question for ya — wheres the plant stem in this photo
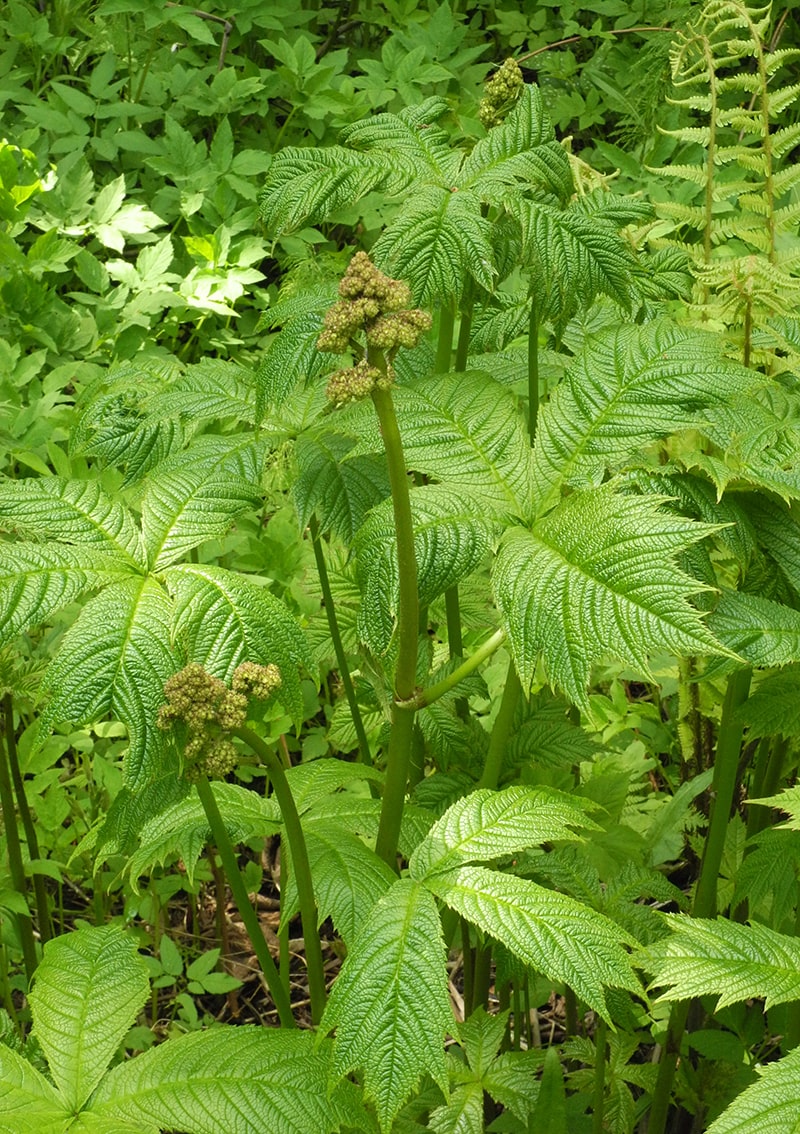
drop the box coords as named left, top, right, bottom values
left=309, top=514, right=372, bottom=765
left=592, top=1015, right=608, bottom=1134
left=3, top=695, right=52, bottom=943
left=645, top=665, right=752, bottom=1134
left=0, top=711, right=38, bottom=983
left=370, top=382, right=420, bottom=867
left=411, top=629, right=506, bottom=710
left=231, top=725, right=327, bottom=1025
left=435, top=300, right=455, bottom=373
left=195, top=775, right=295, bottom=1027
left=747, top=734, right=788, bottom=840
left=478, top=663, right=521, bottom=790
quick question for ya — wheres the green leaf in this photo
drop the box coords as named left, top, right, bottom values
left=0, top=476, right=143, bottom=562
left=494, top=488, right=728, bottom=706
left=355, top=485, right=494, bottom=652
left=126, top=782, right=281, bottom=890
left=91, top=1029, right=365, bottom=1134
left=260, top=146, right=387, bottom=235
left=531, top=323, right=763, bottom=513
left=409, top=786, right=596, bottom=881
left=0, top=1044, right=67, bottom=1132
left=323, top=879, right=451, bottom=1132
left=38, top=577, right=177, bottom=790
left=165, top=563, right=310, bottom=725
left=424, top=864, right=638, bottom=1019
left=0, top=543, right=136, bottom=647
left=282, top=819, right=395, bottom=945
left=146, top=360, right=258, bottom=428
left=704, top=1046, right=800, bottom=1134
left=736, top=665, right=800, bottom=738
left=429, top=1082, right=484, bottom=1134
left=256, top=308, right=332, bottom=414
left=29, top=926, right=149, bottom=1112
left=294, top=429, right=390, bottom=544
left=646, top=916, right=800, bottom=1010
left=708, top=591, right=800, bottom=667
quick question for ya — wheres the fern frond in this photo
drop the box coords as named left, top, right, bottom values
left=0, top=544, right=137, bottom=647
left=37, top=578, right=177, bottom=790
left=0, top=476, right=143, bottom=562
left=165, top=563, right=310, bottom=724
left=355, top=484, right=495, bottom=653
left=646, top=915, right=800, bottom=1010
left=323, top=879, right=451, bottom=1132
left=494, top=488, right=729, bottom=706
left=531, top=322, right=760, bottom=512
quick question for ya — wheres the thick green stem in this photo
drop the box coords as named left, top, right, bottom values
left=478, top=663, right=521, bottom=790
left=747, top=735, right=788, bottom=841
left=412, top=629, right=505, bottom=710
left=370, top=383, right=420, bottom=866
left=4, top=695, right=52, bottom=943
left=645, top=666, right=752, bottom=1134
left=444, top=587, right=464, bottom=660
left=528, top=292, right=540, bottom=447
left=435, top=301, right=455, bottom=373
left=195, top=775, right=295, bottom=1027
left=592, top=1016, right=608, bottom=1134
left=0, top=712, right=37, bottom=983
left=309, top=515, right=372, bottom=766
left=231, top=725, right=327, bottom=1024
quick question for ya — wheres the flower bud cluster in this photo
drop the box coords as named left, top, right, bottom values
left=479, top=58, right=524, bottom=129
left=317, top=252, right=431, bottom=392
left=158, top=661, right=282, bottom=782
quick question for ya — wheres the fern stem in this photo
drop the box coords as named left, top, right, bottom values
left=309, top=514, right=372, bottom=765
left=370, top=381, right=421, bottom=866
left=410, top=629, right=505, bottom=709
left=478, top=662, right=521, bottom=790
left=231, top=725, right=327, bottom=1024
left=3, top=694, right=52, bottom=943
left=645, top=665, right=752, bottom=1134
left=527, top=292, right=540, bottom=447
left=194, top=775, right=296, bottom=1028
left=0, top=708, right=38, bottom=983
left=592, top=1015, right=608, bottom=1134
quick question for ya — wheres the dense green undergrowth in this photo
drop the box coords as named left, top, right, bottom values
left=4, top=1, right=800, bottom=1132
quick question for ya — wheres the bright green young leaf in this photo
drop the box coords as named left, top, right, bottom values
left=355, top=484, right=495, bottom=652
left=425, top=864, right=638, bottom=1019
left=29, top=926, right=149, bottom=1112
left=0, top=476, right=143, bottom=561
left=165, top=563, right=311, bottom=724
left=409, top=786, right=596, bottom=881
left=705, top=1045, right=800, bottom=1134
left=531, top=322, right=763, bottom=513
left=494, top=488, right=728, bottom=706
left=294, top=429, right=390, bottom=544
left=323, top=878, right=451, bottom=1132
left=281, top=819, right=396, bottom=945
left=428, top=1082, right=485, bottom=1134
left=126, top=782, right=281, bottom=891
left=0, top=543, right=137, bottom=646
left=91, top=1029, right=365, bottom=1134
left=647, top=916, right=800, bottom=1009
left=0, top=1044, right=67, bottom=1133
left=38, top=577, right=177, bottom=790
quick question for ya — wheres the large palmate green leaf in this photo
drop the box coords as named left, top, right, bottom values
left=355, top=484, right=495, bottom=652
left=140, top=448, right=262, bottom=571
left=38, top=577, right=177, bottom=789
left=531, top=322, right=762, bottom=513
left=282, top=820, right=396, bottom=946
left=145, top=360, right=259, bottom=428
left=0, top=543, right=136, bottom=646
left=409, top=785, right=596, bottom=880
left=294, top=429, right=390, bottom=544
left=709, top=591, right=800, bottom=667
left=0, top=476, right=143, bottom=561
left=93, top=1029, right=365, bottom=1134
left=29, top=926, right=149, bottom=1112
left=165, top=563, right=310, bottom=724
left=323, top=879, right=451, bottom=1132
left=126, top=782, right=282, bottom=890
left=424, top=864, right=637, bottom=1019
left=705, top=1046, right=800, bottom=1134
left=260, top=145, right=389, bottom=234
left=493, top=487, right=728, bottom=705
left=0, top=1045, right=68, bottom=1133
left=646, top=916, right=800, bottom=1010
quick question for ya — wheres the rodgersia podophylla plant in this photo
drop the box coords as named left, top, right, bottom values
left=318, top=252, right=431, bottom=405
left=158, top=661, right=282, bottom=781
